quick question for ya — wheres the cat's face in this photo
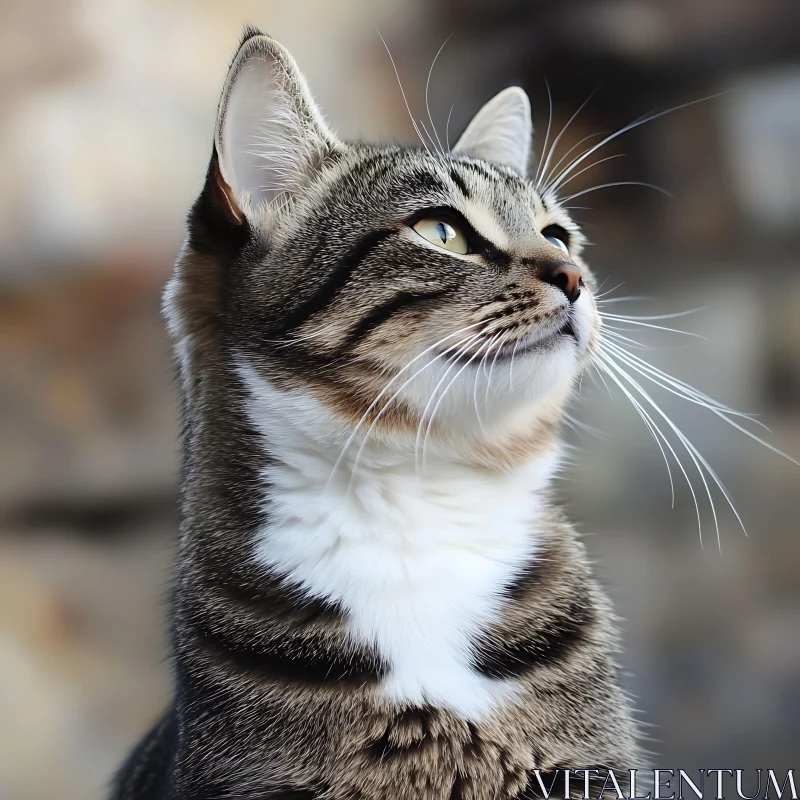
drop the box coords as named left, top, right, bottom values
left=167, top=30, right=601, bottom=464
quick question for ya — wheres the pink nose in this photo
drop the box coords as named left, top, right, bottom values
left=540, top=261, right=583, bottom=303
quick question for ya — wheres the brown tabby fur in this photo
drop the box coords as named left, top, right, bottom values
left=112, top=28, right=642, bottom=800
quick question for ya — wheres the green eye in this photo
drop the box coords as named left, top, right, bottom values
left=412, top=218, right=469, bottom=255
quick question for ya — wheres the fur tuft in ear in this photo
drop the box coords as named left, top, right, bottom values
left=214, top=33, right=339, bottom=216
left=452, top=86, right=532, bottom=176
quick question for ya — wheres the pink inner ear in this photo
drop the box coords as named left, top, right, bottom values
left=216, top=55, right=283, bottom=209
left=214, top=41, right=337, bottom=215
left=211, top=151, right=244, bottom=225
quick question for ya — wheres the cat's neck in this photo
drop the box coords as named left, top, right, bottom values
left=238, top=360, right=561, bottom=546
left=237, top=364, right=560, bottom=719
left=260, top=430, right=557, bottom=549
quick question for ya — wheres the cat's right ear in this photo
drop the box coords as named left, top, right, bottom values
left=211, top=29, right=340, bottom=223
left=452, top=87, right=532, bottom=175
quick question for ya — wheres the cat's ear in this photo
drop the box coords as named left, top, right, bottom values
left=452, top=87, right=532, bottom=175
left=212, top=30, right=339, bottom=221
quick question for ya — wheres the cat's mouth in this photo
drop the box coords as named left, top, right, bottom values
left=488, top=318, right=578, bottom=362
left=558, top=319, right=576, bottom=338
left=441, top=317, right=577, bottom=366
left=495, top=322, right=576, bottom=360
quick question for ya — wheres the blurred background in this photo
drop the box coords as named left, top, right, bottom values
left=0, top=0, right=798, bottom=798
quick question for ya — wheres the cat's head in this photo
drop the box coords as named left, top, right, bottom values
left=165, top=29, right=601, bottom=469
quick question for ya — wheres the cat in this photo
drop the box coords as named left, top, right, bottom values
left=111, top=26, right=641, bottom=800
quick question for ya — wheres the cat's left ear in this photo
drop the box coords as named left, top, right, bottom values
left=213, top=30, right=340, bottom=222
left=452, top=87, right=532, bottom=176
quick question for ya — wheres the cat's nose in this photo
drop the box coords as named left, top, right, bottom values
left=539, top=261, right=583, bottom=304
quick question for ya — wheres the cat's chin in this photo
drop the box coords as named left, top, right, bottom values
left=426, top=386, right=573, bottom=471
left=407, top=348, right=579, bottom=450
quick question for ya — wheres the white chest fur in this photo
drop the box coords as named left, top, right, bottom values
left=240, top=364, right=556, bottom=720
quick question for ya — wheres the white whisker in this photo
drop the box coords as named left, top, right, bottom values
left=596, top=352, right=710, bottom=544
left=346, top=341, right=471, bottom=492
left=484, top=330, right=512, bottom=413
left=589, top=360, right=614, bottom=399
left=594, top=358, right=679, bottom=511
left=601, top=339, right=766, bottom=426
left=596, top=296, right=651, bottom=305
left=600, top=308, right=708, bottom=321
left=541, top=131, right=606, bottom=192
left=533, top=80, right=554, bottom=187
left=415, top=332, right=485, bottom=474
left=418, top=117, right=443, bottom=158
left=473, top=333, right=502, bottom=435
left=600, top=328, right=655, bottom=350
left=593, top=280, right=629, bottom=301
left=508, top=339, right=522, bottom=391
left=548, top=153, right=626, bottom=194
left=347, top=330, right=489, bottom=492
left=377, top=30, right=434, bottom=158
left=537, top=87, right=599, bottom=191
left=563, top=411, right=606, bottom=440
left=326, top=321, right=486, bottom=489
left=559, top=181, right=672, bottom=205
left=425, top=35, right=452, bottom=158
left=445, top=104, right=454, bottom=151
left=422, top=336, right=494, bottom=474
left=598, top=346, right=751, bottom=548
left=548, top=93, right=726, bottom=193
left=598, top=314, right=705, bottom=338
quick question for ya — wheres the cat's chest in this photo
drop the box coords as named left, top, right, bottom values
left=254, top=455, right=551, bottom=720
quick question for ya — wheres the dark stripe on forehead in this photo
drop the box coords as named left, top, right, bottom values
left=449, top=166, right=472, bottom=199
left=342, top=287, right=452, bottom=348
left=349, top=151, right=394, bottom=187
left=276, top=228, right=394, bottom=333
left=395, top=168, right=449, bottom=198
left=459, top=158, right=530, bottom=196
left=458, top=159, right=505, bottom=183
left=347, top=153, right=449, bottom=200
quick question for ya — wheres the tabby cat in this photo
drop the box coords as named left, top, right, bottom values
left=112, top=27, right=641, bottom=800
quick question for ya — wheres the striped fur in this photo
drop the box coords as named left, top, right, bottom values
left=112, top=28, right=641, bottom=800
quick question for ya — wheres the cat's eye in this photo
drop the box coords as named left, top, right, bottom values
left=544, top=235, right=569, bottom=256
left=541, top=226, right=570, bottom=257
left=412, top=217, right=469, bottom=255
